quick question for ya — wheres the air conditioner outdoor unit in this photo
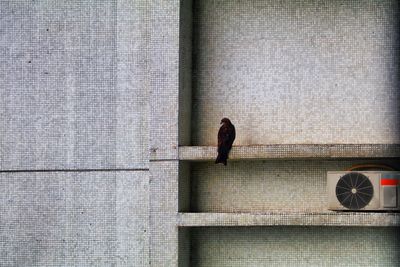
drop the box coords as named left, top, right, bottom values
left=327, top=171, right=400, bottom=211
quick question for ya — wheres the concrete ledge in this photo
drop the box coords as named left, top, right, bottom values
left=179, top=144, right=400, bottom=161
left=177, top=212, right=400, bottom=227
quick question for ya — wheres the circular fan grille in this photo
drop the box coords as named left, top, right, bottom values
left=336, top=172, right=373, bottom=210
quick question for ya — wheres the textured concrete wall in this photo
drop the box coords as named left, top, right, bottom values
left=191, top=0, right=400, bottom=146
left=148, top=1, right=182, bottom=266
left=0, top=0, right=148, bottom=170
left=191, top=227, right=400, bottom=266
left=0, top=1, right=149, bottom=266
left=0, top=171, right=148, bottom=266
left=186, top=1, right=400, bottom=266
left=2, top=1, right=400, bottom=266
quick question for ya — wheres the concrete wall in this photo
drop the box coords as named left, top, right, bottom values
left=1, top=1, right=149, bottom=266
left=185, top=1, right=400, bottom=266
left=191, top=227, right=400, bottom=266
left=0, top=171, right=148, bottom=266
left=1, top=1, right=400, bottom=267
left=191, top=0, right=400, bottom=146
left=0, top=0, right=149, bottom=170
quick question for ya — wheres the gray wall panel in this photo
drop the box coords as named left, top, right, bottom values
left=0, top=0, right=149, bottom=170
left=0, top=171, right=149, bottom=266
left=191, top=0, right=400, bottom=146
left=148, top=1, right=182, bottom=264
left=149, top=0, right=180, bottom=160
left=116, top=170, right=149, bottom=267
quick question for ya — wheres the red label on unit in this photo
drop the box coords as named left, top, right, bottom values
left=380, top=179, right=400, bottom=186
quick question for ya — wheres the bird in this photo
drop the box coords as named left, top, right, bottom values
left=215, top=118, right=236, bottom=165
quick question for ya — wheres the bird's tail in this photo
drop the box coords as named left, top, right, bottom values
left=215, top=151, right=228, bottom=165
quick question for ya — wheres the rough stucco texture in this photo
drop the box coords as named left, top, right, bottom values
left=191, top=0, right=400, bottom=146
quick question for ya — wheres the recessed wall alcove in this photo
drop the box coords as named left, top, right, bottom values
left=176, top=1, right=400, bottom=266
left=179, top=0, right=400, bottom=147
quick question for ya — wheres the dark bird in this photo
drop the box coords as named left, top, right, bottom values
left=215, top=118, right=235, bottom=165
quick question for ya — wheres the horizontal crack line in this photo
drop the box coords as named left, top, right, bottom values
left=0, top=168, right=149, bottom=173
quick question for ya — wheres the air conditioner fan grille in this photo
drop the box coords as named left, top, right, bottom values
left=336, top=172, right=373, bottom=210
